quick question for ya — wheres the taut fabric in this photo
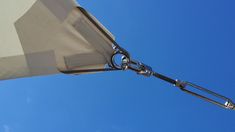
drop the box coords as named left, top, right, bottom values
left=0, top=0, right=115, bottom=80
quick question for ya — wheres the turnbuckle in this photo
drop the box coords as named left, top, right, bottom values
left=111, top=52, right=235, bottom=110
left=175, top=80, right=235, bottom=110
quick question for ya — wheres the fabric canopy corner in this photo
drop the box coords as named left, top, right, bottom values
left=0, top=0, right=116, bottom=80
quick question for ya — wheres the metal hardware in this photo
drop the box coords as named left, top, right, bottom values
left=111, top=52, right=235, bottom=110
left=127, top=60, right=153, bottom=77
left=59, top=67, right=120, bottom=74
left=176, top=81, right=235, bottom=110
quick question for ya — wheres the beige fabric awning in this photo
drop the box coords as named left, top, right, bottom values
left=0, top=0, right=116, bottom=80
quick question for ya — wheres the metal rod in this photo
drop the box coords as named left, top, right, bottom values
left=59, top=68, right=119, bottom=74
left=152, top=72, right=177, bottom=85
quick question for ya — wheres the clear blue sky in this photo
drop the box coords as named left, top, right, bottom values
left=0, top=0, right=235, bottom=132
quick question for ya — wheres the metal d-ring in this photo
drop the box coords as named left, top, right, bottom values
left=111, top=51, right=130, bottom=70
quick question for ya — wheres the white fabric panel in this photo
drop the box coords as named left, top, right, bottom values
left=0, top=0, right=37, bottom=57
left=40, top=0, right=76, bottom=21
left=0, top=55, right=29, bottom=80
left=0, top=0, right=116, bottom=80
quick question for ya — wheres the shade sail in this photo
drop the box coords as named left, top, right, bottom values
left=0, top=0, right=116, bottom=80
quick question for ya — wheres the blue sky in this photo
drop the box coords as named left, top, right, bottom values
left=1, top=0, right=235, bottom=132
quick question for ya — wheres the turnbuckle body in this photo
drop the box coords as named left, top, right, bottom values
left=175, top=80, right=235, bottom=110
